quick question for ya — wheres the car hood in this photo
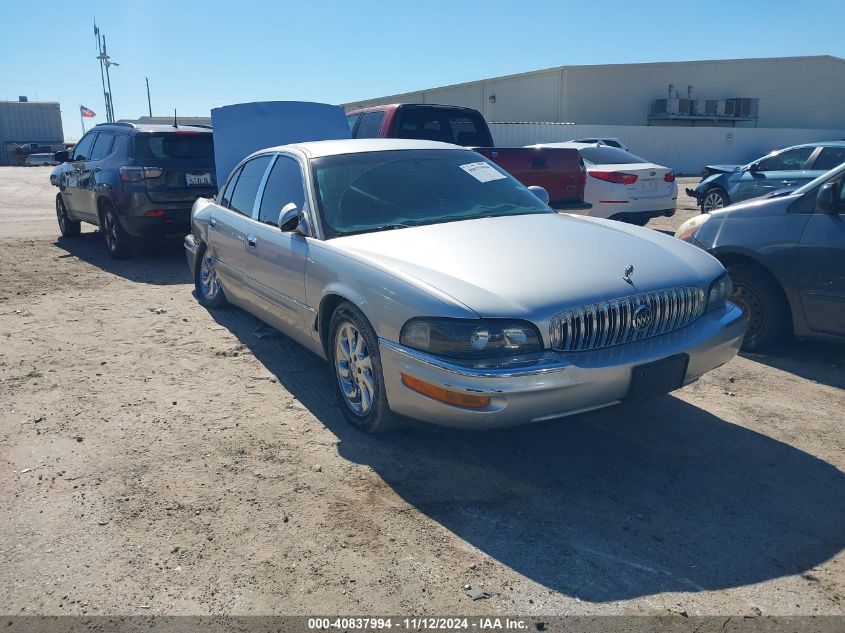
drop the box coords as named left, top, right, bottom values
left=328, top=213, right=723, bottom=319
left=702, top=164, right=741, bottom=176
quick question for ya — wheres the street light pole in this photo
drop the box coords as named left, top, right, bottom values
left=102, top=36, right=116, bottom=121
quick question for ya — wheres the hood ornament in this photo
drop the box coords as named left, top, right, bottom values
left=623, top=264, right=635, bottom=284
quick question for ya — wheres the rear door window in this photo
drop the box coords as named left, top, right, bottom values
left=134, top=133, right=214, bottom=160
left=811, top=147, right=845, bottom=171
left=258, top=155, right=306, bottom=225
left=227, top=155, right=272, bottom=216
left=355, top=111, right=386, bottom=138
left=89, top=132, right=115, bottom=160
left=580, top=146, right=646, bottom=164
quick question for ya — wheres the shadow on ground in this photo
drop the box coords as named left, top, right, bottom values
left=742, top=338, right=845, bottom=390
left=52, top=232, right=191, bottom=286
left=207, top=304, right=845, bottom=603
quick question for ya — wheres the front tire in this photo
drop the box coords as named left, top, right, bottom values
left=194, top=245, right=228, bottom=308
left=728, top=263, right=789, bottom=351
left=56, top=195, right=80, bottom=237
left=701, top=187, right=729, bottom=213
left=100, top=204, right=132, bottom=259
left=329, top=302, right=397, bottom=433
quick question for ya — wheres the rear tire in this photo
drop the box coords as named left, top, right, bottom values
left=627, top=215, right=650, bottom=227
left=727, top=263, right=790, bottom=351
left=701, top=186, right=729, bottom=213
left=56, top=195, right=80, bottom=237
left=329, top=302, right=398, bottom=433
left=100, top=204, right=133, bottom=259
left=194, top=245, right=228, bottom=308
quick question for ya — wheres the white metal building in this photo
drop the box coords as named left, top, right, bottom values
left=0, top=99, right=64, bottom=166
left=344, top=56, right=845, bottom=129
left=343, top=56, right=845, bottom=173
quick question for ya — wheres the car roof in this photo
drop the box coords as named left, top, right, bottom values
left=92, top=122, right=212, bottom=134
left=782, top=141, right=845, bottom=150
left=252, top=138, right=465, bottom=159
left=528, top=142, right=599, bottom=149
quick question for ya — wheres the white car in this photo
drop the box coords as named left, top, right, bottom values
left=527, top=143, right=677, bottom=225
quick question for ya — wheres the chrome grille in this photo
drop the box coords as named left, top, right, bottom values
left=549, top=286, right=706, bottom=352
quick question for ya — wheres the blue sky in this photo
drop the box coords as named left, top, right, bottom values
left=2, top=0, right=843, bottom=141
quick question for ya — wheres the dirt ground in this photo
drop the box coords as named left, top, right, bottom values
left=1, top=166, right=844, bottom=617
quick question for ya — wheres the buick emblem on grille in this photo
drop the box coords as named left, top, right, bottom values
left=633, top=304, right=653, bottom=330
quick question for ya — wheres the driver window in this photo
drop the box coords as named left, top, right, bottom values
left=757, top=147, right=813, bottom=172
left=258, top=155, right=306, bottom=225
left=71, top=133, right=97, bottom=161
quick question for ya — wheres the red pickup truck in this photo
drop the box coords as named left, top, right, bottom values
left=346, top=104, right=590, bottom=211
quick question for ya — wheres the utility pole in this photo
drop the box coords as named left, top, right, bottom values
left=102, top=36, right=116, bottom=121
left=94, top=21, right=110, bottom=122
left=146, top=77, right=152, bottom=117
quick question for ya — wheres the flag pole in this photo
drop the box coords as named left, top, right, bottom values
left=80, top=108, right=86, bottom=136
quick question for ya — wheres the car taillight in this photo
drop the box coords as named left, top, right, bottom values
left=144, top=209, right=165, bottom=217
left=590, top=171, right=638, bottom=185
left=119, top=166, right=164, bottom=181
left=664, top=171, right=676, bottom=182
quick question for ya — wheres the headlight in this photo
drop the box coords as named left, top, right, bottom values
left=706, top=273, right=732, bottom=312
left=675, top=213, right=710, bottom=241
left=400, top=318, right=542, bottom=358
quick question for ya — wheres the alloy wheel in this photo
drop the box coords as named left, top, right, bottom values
left=702, top=191, right=725, bottom=212
left=56, top=198, right=66, bottom=233
left=334, top=322, right=375, bottom=416
left=103, top=211, right=118, bottom=253
left=199, top=255, right=220, bottom=300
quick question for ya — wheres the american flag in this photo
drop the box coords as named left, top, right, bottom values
left=80, top=105, right=96, bottom=118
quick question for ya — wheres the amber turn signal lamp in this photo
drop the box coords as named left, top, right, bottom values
left=401, top=374, right=491, bottom=409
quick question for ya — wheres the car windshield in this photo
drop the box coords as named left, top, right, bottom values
left=134, top=133, right=214, bottom=160
left=311, top=149, right=552, bottom=238
left=580, top=146, right=646, bottom=164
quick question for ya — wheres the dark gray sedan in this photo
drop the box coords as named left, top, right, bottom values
left=676, top=163, right=845, bottom=350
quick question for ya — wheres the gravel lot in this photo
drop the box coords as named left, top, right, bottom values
left=1, top=166, right=844, bottom=617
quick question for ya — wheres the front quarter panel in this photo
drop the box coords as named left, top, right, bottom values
left=305, top=240, right=480, bottom=345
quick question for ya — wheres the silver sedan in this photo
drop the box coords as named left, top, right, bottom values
left=185, top=139, right=745, bottom=432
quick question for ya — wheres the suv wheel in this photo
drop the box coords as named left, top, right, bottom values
left=56, top=195, right=80, bottom=237
left=329, top=302, right=398, bottom=433
left=101, top=204, right=132, bottom=259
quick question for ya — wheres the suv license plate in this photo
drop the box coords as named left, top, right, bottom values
left=625, top=354, right=689, bottom=403
left=186, top=173, right=212, bottom=187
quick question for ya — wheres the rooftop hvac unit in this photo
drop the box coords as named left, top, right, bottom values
left=734, top=98, right=760, bottom=118
left=691, top=99, right=707, bottom=115
left=719, top=100, right=737, bottom=117
left=676, top=99, right=691, bottom=115
left=704, top=100, right=719, bottom=116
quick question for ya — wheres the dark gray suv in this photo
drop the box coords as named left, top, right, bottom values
left=52, top=122, right=216, bottom=258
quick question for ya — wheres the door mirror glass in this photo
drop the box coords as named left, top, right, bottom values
left=527, top=185, right=550, bottom=205
left=54, top=150, right=70, bottom=163
left=816, top=182, right=837, bottom=213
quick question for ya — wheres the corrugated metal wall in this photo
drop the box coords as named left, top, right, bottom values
left=344, top=56, right=845, bottom=130
left=490, top=123, right=845, bottom=174
left=0, top=101, right=64, bottom=166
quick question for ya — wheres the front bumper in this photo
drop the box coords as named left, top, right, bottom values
left=379, top=302, right=746, bottom=429
left=184, top=233, right=200, bottom=278
left=686, top=187, right=703, bottom=201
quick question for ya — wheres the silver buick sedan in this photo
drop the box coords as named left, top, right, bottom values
left=185, top=139, right=746, bottom=432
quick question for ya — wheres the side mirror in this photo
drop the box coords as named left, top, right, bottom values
left=278, top=202, right=310, bottom=235
left=748, top=163, right=759, bottom=173
left=55, top=150, right=70, bottom=163
left=527, top=185, right=550, bottom=205
left=816, top=182, right=837, bottom=213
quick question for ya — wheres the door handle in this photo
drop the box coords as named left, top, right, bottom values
left=209, top=218, right=217, bottom=229
left=246, top=235, right=257, bottom=247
